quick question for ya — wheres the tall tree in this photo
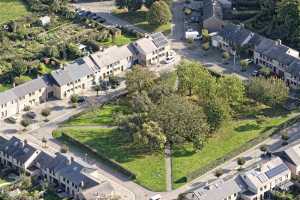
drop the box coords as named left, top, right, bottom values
left=248, top=77, right=289, bottom=106
left=147, top=1, right=172, bottom=25
left=151, top=95, right=209, bottom=150
left=125, top=65, right=157, bottom=93
left=217, top=75, right=245, bottom=107
left=115, top=0, right=129, bottom=9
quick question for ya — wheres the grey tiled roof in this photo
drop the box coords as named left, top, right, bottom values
left=58, top=161, right=98, bottom=189
left=184, top=176, right=246, bottom=200
left=0, top=136, right=37, bottom=164
left=0, top=76, right=50, bottom=105
left=219, top=24, right=253, bottom=46
left=51, top=59, right=94, bottom=86
left=31, top=151, right=54, bottom=169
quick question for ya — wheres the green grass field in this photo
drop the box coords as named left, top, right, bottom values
left=0, top=0, right=29, bottom=24
left=172, top=104, right=293, bottom=188
left=63, top=104, right=129, bottom=126
left=53, top=127, right=166, bottom=191
left=0, top=83, right=12, bottom=92
left=113, top=9, right=171, bottom=34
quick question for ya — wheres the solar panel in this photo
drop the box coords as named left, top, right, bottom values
left=257, top=174, right=268, bottom=183
left=151, top=33, right=168, bottom=48
left=265, top=163, right=288, bottom=179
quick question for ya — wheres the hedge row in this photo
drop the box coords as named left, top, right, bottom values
left=60, top=132, right=136, bottom=180
left=185, top=114, right=300, bottom=182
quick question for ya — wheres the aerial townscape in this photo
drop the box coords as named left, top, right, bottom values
left=2, top=0, right=300, bottom=200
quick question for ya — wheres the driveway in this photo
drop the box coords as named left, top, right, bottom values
left=73, top=1, right=146, bottom=34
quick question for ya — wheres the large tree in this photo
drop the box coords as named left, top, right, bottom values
left=127, top=0, right=143, bottom=12
left=151, top=95, right=209, bottom=150
left=125, top=65, right=157, bottom=93
left=177, top=60, right=212, bottom=96
left=217, top=75, right=245, bottom=107
left=147, top=1, right=172, bottom=25
left=247, top=77, right=289, bottom=106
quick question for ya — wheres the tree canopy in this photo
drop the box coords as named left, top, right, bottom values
left=147, top=1, right=172, bottom=25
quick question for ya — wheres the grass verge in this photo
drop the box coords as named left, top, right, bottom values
left=53, top=127, right=166, bottom=191
left=172, top=104, right=297, bottom=189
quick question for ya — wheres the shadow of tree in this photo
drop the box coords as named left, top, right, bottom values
left=234, top=123, right=261, bottom=132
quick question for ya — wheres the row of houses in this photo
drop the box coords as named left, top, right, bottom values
left=0, top=32, right=171, bottom=120
left=183, top=141, right=300, bottom=200
left=0, top=136, right=113, bottom=200
left=211, top=23, right=300, bottom=87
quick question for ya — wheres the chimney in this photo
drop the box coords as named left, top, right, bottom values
left=24, top=139, right=28, bottom=145
left=66, top=158, right=71, bottom=165
left=71, top=156, right=74, bottom=163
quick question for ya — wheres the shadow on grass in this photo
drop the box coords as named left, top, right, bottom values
left=234, top=123, right=261, bottom=132
left=54, top=127, right=158, bottom=164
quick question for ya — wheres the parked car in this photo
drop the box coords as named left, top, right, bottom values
left=150, top=194, right=161, bottom=200
left=252, top=70, right=260, bottom=77
left=164, top=56, right=176, bottom=64
left=96, top=17, right=106, bottom=23
left=25, top=111, right=37, bottom=119
left=5, top=116, right=17, bottom=124
left=78, top=96, right=86, bottom=103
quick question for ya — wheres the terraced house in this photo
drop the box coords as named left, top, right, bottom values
left=0, top=32, right=170, bottom=119
left=211, top=23, right=300, bottom=88
left=0, top=136, right=114, bottom=200
left=183, top=157, right=292, bottom=200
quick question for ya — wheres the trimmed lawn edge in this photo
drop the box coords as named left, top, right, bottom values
left=56, top=132, right=136, bottom=179
left=175, top=114, right=300, bottom=187
left=53, top=131, right=166, bottom=192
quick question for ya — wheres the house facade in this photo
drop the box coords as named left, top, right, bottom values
left=0, top=76, right=50, bottom=119
left=0, top=32, right=171, bottom=119
left=0, top=136, right=114, bottom=200
left=212, top=23, right=300, bottom=88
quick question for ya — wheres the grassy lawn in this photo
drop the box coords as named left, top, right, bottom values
left=53, top=127, right=166, bottom=191
left=63, top=104, right=129, bottom=126
left=0, top=0, right=29, bottom=24
left=0, top=178, right=7, bottom=185
left=101, top=34, right=138, bottom=47
left=172, top=103, right=294, bottom=188
left=0, top=83, right=12, bottom=92
left=113, top=9, right=171, bottom=34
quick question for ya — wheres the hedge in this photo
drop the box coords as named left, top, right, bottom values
left=60, top=132, right=136, bottom=180
left=185, top=114, right=300, bottom=182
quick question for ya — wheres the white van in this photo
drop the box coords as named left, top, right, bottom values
left=150, top=194, right=162, bottom=200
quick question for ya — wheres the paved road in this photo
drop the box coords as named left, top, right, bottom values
left=73, top=1, right=146, bottom=34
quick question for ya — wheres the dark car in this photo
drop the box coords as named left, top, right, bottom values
left=96, top=17, right=106, bottom=23
left=5, top=117, right=17, bottom=124
left=252, top=70, right=260, bottom=77
left=25, top=111, right=37, bottom=119
left=78, top=96, right=86, bottom=103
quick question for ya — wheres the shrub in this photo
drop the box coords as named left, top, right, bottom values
left=70, top=94, right=79, bottom=104
left=214, top=169, right=224, bottom=177
left=23, top=106, right=31, bottom=112
left=60, top=144, right=69, bottom=153
left=259, top=144, right=268, bottom=152
left=202, top=42, right=210, bottom=50
left=256, top=115, right=267, bottom=124
left=21, top=119, right=31, bottom=130
left=41, top=108, right=51, bottom=121
left=222, top=52, right=230, bottom=60
left=237, top=157, right=246, bottom=166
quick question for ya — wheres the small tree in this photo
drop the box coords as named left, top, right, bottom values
left=259, top=144, right=268, bottom=155
left=202, top=42, right=210, bottom=50
left=42, top=137, right=47, bottom=148
left=281, top=131, right=289, bottom=146
left=237, top=157, right=246, bottom=170
left=222, top=52, right=230, bottom=60
left=214, top=168, right=224, bottom=177
left=93, top=85, right=101, bottom=96
left=70, top=94, right=79, bottom=107
left=41, top=108, right=51, bottom=122
left=147, top=1, right=172, bottom=25
left=240, top=59, right=249, bottom=71
left=21, top=119, right=31, bottom=131
left=60, top=144, right=69, bottom=153
left=259, top=66, right=272, bottom=77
